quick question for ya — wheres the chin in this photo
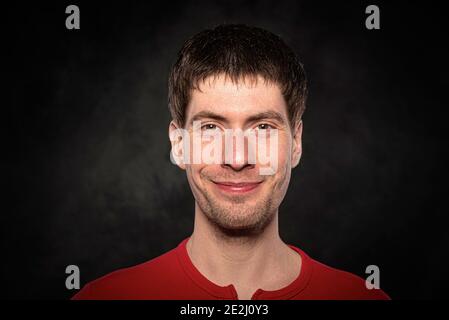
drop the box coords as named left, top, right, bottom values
left=214, top=207, right=274, bottom=231
left=214, top=218, right=272, bottom=237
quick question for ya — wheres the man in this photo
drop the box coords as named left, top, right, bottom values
left=72, top=24, right=390, bottom=300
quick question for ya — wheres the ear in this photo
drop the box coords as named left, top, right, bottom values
left=291, top=120, right=303, bottom=169
left=169, top=120, right=186, bottom=170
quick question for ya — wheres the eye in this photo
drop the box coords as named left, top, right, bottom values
left=257, top=123, right=273, bottom=130
left=201, top=123, right=218, bottom=131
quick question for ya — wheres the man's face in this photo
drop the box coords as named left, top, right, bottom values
left=169, top=74, right=302, bottom=234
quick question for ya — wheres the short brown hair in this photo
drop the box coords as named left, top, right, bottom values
left=168, top=24, right=308, bottom=128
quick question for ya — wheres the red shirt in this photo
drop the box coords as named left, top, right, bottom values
left=72, top=237, right=390, bottom=300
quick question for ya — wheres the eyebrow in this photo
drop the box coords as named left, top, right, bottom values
left=189, top=110, right=287, bottom=126
left=190, top=111, right=228, bottom=124
left=246, top=111, right=286, bottom=125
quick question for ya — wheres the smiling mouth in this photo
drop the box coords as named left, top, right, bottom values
left=212, top=181, right=263, bottom=194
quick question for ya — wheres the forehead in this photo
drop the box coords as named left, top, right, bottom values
left=185, top=74, right=287, bottom=124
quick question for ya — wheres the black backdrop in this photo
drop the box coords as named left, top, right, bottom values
left=5, top=0, right=449, bottom=299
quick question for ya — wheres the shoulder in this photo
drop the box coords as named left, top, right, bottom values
left=302, top=255, right=390, bottom=300
left=71, top=245, right=182, bottom=300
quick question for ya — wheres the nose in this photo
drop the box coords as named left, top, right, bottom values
left=222, top=159, right=253, bottom=172
left=221, top=134, right=255, bottom=171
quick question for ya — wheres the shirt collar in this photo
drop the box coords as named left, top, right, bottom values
left=175, top=236, right=313, bottom=299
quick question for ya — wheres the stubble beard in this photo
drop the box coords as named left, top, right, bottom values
left=196, top=187, right=276, bottom=239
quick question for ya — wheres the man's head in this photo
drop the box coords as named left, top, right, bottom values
left=168, top=24, right=307, bottom=236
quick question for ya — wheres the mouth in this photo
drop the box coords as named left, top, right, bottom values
left=211, top=180, right=263, bottom=194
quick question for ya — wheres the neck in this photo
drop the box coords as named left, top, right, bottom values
left=186, top=203, right=301, bottom=298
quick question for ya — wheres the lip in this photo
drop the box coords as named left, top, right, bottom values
left=212, top=181, right=263, bottom=194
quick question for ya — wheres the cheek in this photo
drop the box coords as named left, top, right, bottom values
left=270, top=137, right=292, bottom=191
left=186, top=163, right=216, bottom=194
left=270, top=163, right=292, bottom=205
left=274, top=134, right=292, bottom=168
left=185, top=164, right=202, bottom=192
left=187, top=164, right=204, bottom=180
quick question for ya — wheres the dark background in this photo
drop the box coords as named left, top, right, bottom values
left=5, top=0, right=448, bottom=299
